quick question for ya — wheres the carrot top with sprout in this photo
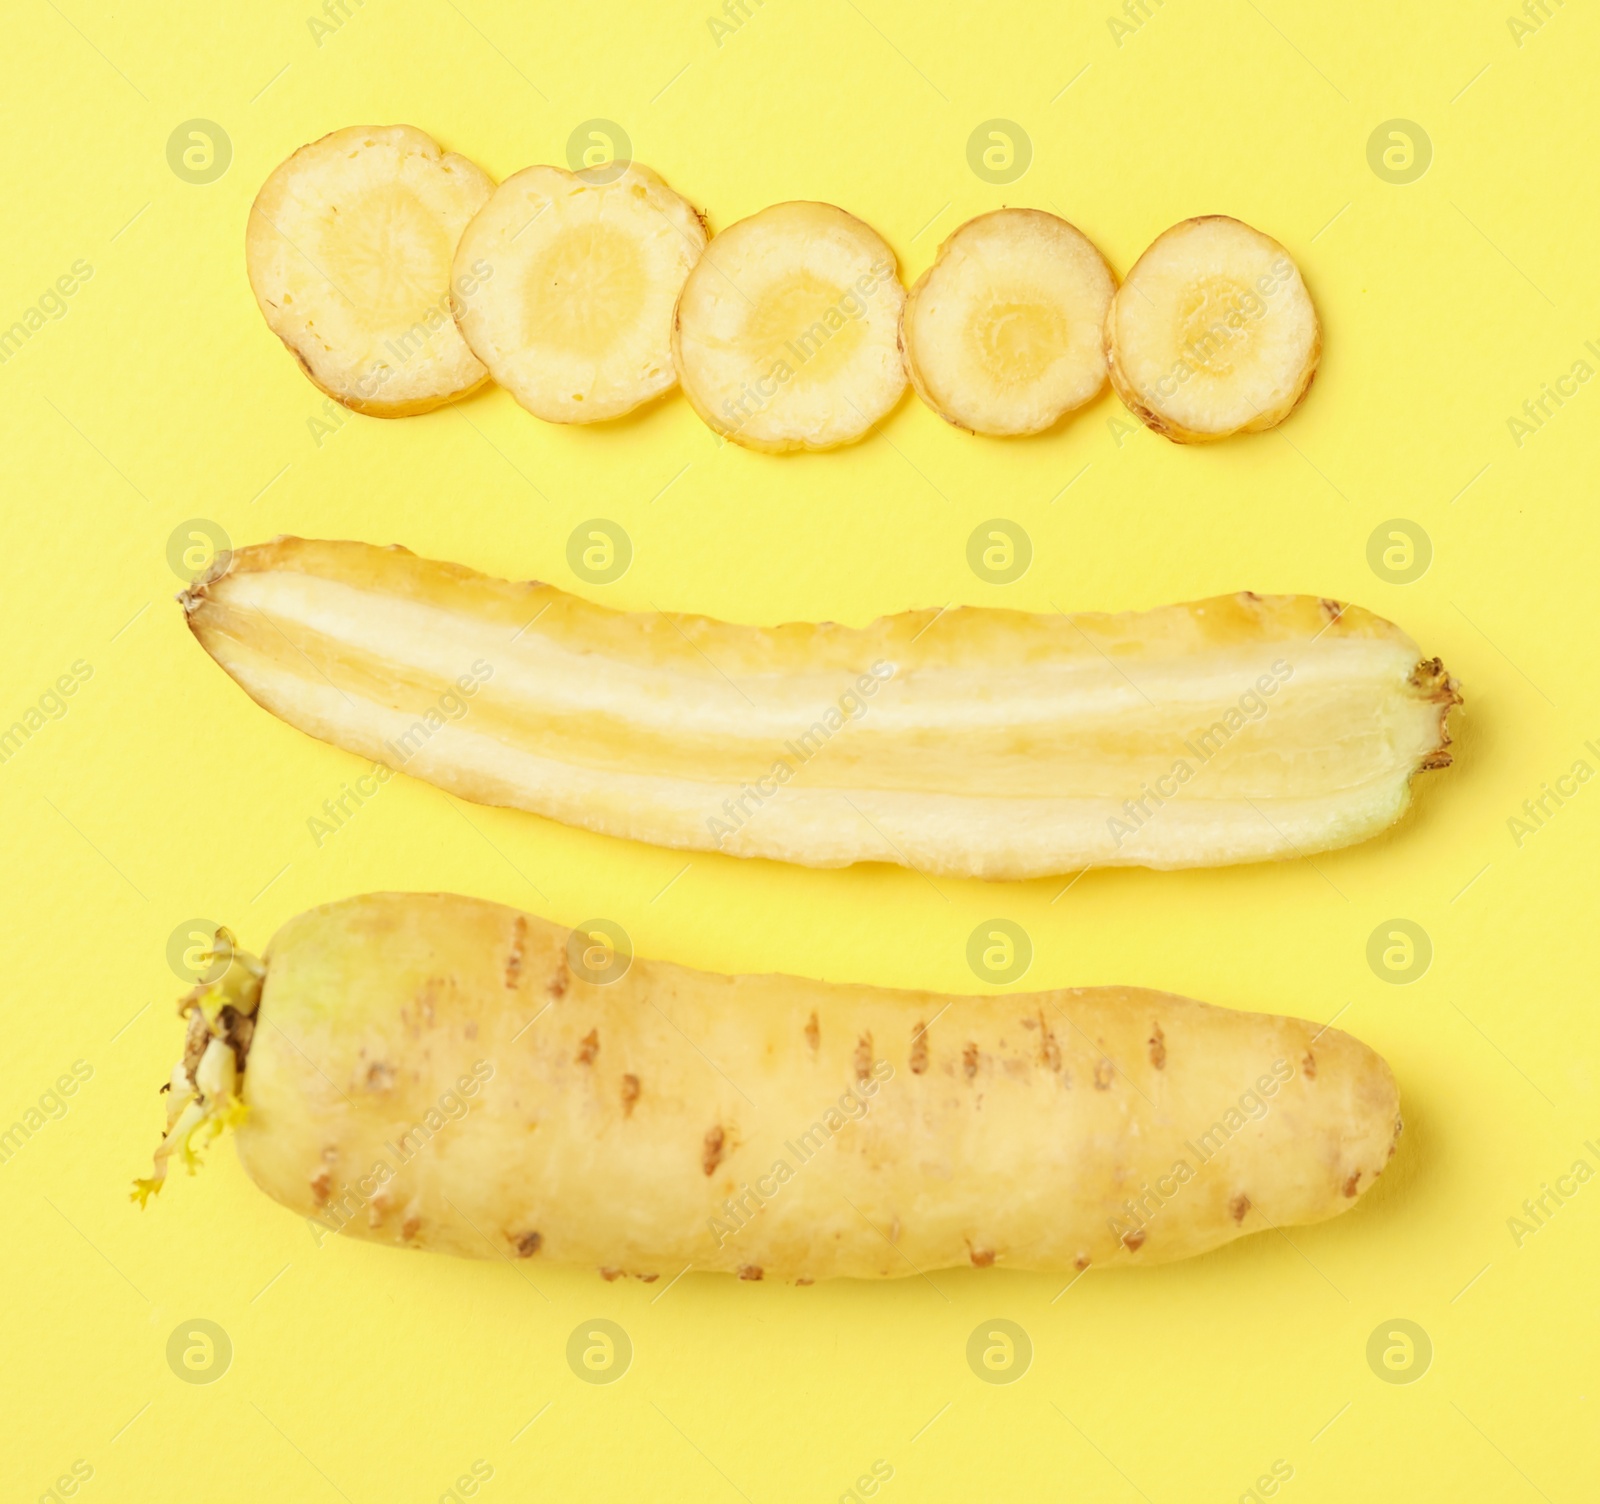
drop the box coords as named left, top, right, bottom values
left=132, top=931, right=263, bottom=1205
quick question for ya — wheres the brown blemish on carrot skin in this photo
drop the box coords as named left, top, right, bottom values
left=1122, top=1228, right=1146, bottom=1251
left=1229, top=1193, right=1251, bottom=1224
left=1343, top=1171, right=1362, bottom=1198
left=1302, top=1051, right=1317, bottom=1080
left=514, top=1230, right=542, bottom=1257
left=1148, top=1024, right=1166, bottom=1070
left=702, top=1125, right=725, bottom=1176
left=1074, top=1254, right=1091, bottom=1271
left=1094, top=1059, right=1114, bottom=1090
left=969, top=1247, right=995, bottom=1268
left=1320, top=598, right=1345, bottom=624
left=963, top=1043, right=979, bottom=1080
left=600, top=1267, right=623, bottom=1281
left=621, top=1074, right=640, bottom=1116
left=401, top=1206, right=422, bottom=1240
left=309, top=1167, right=331, bottom=1206
left=738, top=1265, right=763, bottom=1281
left=910, top=1023, right=929, bottom=1074
left=1039, top=1011, right=1061, bottom=1072
left=804, top=1011, right=819, bottom=1052
left=413, top=981, right=440, bottom=1030
left=854, top=1032, right=873, bottom=1081
left=637, top=1273, right=658, bottom=1282
left=576, top=1029, right=599, bottom=1065
left=364, top=1060, right=396, bottom=1091
left=795, top=1277, right=814, bottom=1286
left=548, top=956, right=569, bottom=999
left=505, top=916, right=527, bottom=988
left=367, top=1193, right=390, bottom=1229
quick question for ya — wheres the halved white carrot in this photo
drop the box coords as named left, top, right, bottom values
left=179, top=538, right=1461, bottom=879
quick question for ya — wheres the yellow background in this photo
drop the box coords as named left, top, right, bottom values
left=2, top=1, right=1596, bottom=1499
